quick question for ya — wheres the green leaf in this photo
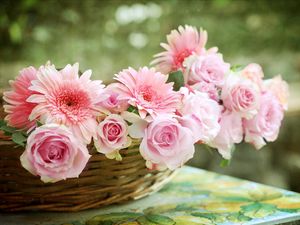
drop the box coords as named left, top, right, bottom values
left=145, top=214, right=175, bottom=225
left=230, top=65, right=245, bottom=72
left=191, top=212, right=216, bottom=220
left=167, top=70, right=184, bottom=91
left=0, top=120, right=14, bottom=136
left=231, top=64, right=244, bottom=72
left=277, top=208, right=300, bottom=213
left=12, top=132, right=27, bottom=147
left=0, top=120, right=6, bottom=127
left=137, top=216, right=157, bottom=225
left=127, top=105, right=139, bottom=114
left=227, top=212, right=252, bottom=222
left=241, top=202, right=277, bottom=218
left=36, top=120, right=43, bottom=127
left=0, top=123, right=16, bottom=134
left=86, top=212, right=143, bottom=225
left=191, top=212, right=225, bottom=223
left=174, top=203, right=198, bottom=212
left=220, top=159, right=230, bottom=167
left=143, top=204, right=177, bottom=215
left=221, top=196, right=252, bottom=202
left=0, top=120, right=28, bottom=146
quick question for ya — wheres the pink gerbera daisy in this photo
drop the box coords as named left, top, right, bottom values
left=27, top=63, right=105, bottom=144
left=151, top=25, right=207, bottom=74
left=3, top=66, right=38, bottom=130
left=115, top=67, right=180, bottom=119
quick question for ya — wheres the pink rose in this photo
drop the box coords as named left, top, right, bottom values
left=264, top=75, right=289, bottom=111
left=210, top=110, right=243, bottom=159
left=94, top=114, right=131, bottom=156
left=98, top=83, right=129, bottom=114
left=241, top=63, right=264, bottom=89
left=190, top=81, right=219, bottom=101
left=20, top=124, right=91, bottom=183
left=178, top=87, right=221, bottom=143
left=140, top=115, right=195, bottom=170
left=243, top=91, right=284, bottom=149
left=184, top=53, right=230, bottom=86
left=222, top=74, right=260, bottom=119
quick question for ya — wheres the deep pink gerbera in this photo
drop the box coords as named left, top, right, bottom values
left=114, top=67, right=180, bottom=119
left=151, top=25, right=207, bottom=74
left=27, top=63, right=105, bottom=144
left=3, top=67, right=38, bottom=130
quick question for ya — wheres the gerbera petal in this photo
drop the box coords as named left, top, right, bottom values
left=29, top=104, right=47, bottom=121
left=26, top=94, right=45, bottom=103
left=152, top=25, right=208, bottom=74
left=80, top=70, right=92, bottom=82
left=3, top=66, right=38, bottom=130
left=26, top=62, right=105, bottom=142
left=37, top=65, right=61, bottom=91
left=60, top=63, right=80, bottom=80
left=115, top=67, right=179, bottom=119
left=78, top=123, right=92, bottom=144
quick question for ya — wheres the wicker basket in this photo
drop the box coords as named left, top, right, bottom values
left=0, top=139, right=175, bottom=212
left=0, top=95, right=175, bottom=212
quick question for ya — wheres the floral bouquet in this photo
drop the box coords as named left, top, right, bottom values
left=1, top=25, right=289, bottom=185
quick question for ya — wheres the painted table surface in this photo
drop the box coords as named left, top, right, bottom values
left=1, top=167, right=300, bottom=225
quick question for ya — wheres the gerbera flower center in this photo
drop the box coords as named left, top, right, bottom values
left=174, top=49, right=192, bottom=69
left=53, top=87, right=92, bottom=123
left=57, top=89, right=89, bottom=109
left=139, top=85, right=156, bottom=102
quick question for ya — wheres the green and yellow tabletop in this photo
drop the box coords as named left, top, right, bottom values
left=1, top=166, right=300, bottom=225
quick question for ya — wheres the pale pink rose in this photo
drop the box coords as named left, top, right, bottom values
left=140, top=115, right=195, bottom=170
left=27, top=63, right=105, bottom=144
left=241, top=63, right=264, bottom=89
left=264, top=75, right=289, bottom=110
left=94, top=114, right=131, bottom=155
left=20, top=124, right=91, bottom=183
left=243, top=91, right=284, bottom=149
left=184, top=53, right=230, bottom=86
left=97, top=83, right=129, bottom=114
left=222, top=73, right=260, bottom=119
left=151, top=25, right=207, bottom=74
left=210, top=110, right=243, bottom=159
left=178, top=87, right=221, bottom=143
left=114, top=67, right=180, bottom=119
left=190, top=81, right=219, bottom=101
left=3, top=67, right=38, bottom=130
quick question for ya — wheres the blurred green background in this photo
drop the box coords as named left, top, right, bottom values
left=1, top=0, right=300, bottom=190
left=1, top=0, right=300, bottom=86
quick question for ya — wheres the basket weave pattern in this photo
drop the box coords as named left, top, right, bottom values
left=0, top=139, right=175, bottom=212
